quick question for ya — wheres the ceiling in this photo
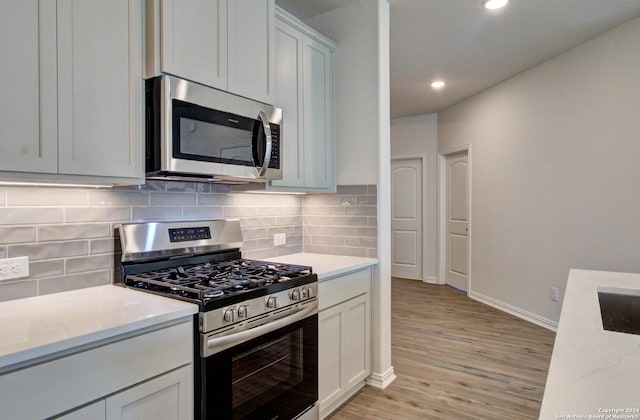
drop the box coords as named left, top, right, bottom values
left=276, top=0, right=640, bottom=118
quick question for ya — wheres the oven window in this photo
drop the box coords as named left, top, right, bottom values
left=232, top=330, right=303, bottom=415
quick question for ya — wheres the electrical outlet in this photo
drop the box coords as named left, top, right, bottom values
left=273, top=233, right=286, bottom=246
left=551, top=287, right=559, bottom=302
left=0, top=256, right=29, bottom=281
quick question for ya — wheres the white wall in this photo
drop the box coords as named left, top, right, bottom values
left=390, top=114, right=438, bottom=280
left=438, top=16, right=640, bottom=326
left=308, top=0, right=396, bottom=388
left=306, top=0, right=380, bottom=185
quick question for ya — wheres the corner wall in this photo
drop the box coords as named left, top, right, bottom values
left=438, top=16, right=640, bottom=325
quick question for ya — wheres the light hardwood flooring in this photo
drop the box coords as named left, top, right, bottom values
left=328, top=278, right=556, bottom=419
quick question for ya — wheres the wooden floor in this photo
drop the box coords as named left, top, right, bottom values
left=328, top=278, right=555, bottom=419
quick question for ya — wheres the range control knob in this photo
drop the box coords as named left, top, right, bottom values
left=302, top=287, right=313, bottom=299
left=237, top=304, right=249, bottom=318
left=289, top=289, right=301, bottom=301
left=223, top=308, right=235, bottom=323
left=266, top=296, right=278, bottom=309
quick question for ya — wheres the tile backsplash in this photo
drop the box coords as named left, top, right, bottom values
left=0, top=183, right=377, bottom=302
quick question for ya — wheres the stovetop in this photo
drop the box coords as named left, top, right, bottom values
left=123, top=258, right=315, bottom=310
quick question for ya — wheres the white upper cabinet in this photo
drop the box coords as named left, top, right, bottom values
left=269, top=8, right=336, bottom=192
left=0, top=0, right=57, bottom=174
left=150, top=0, right=275, bottom=104
left=228, top=0, right=275, bottom=104
left=0, top=0, right=144, bottom=184
left=157, top=0, right=227, bottom=90
left=57, top=0, right=144, bottom=179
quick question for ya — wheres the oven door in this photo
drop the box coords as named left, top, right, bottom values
left=198, top=314, right=318, bottom=420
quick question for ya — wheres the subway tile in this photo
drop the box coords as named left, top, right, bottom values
left=322, top=226, right=356, bottom=236
left=357, top=227, right=377, bottom=237
left=336, top=185, right=368, bottom=194
left=150, top=192, right=197, bottom=206
left=242, top=248, right=277, bottom=260
left=310, top=236, right=345, bottom=246
left=367, top=249, right=378, bottom=258
left=303, top=216, right=333, bottom=226
left=90, top=238, right=115, bottom=255
left=242, top=228, right=269, bottom=240
left=345, top=206, right=377, bottom=216
left=0, top=280, right=38, bottom=302
left=0, top=208, right=64, bottom=225
left=242, top=217, right=278, bottom=228
left=345, top=237, right=378, bottom=248
left=0, top=187, right=5, bottom=205
left=9, top=241, right=88, bottom=261
left=357, top=195, right=377, bottom=205
left=304, top=206, right=345, bottom=216
left=241, top=240, right=258, bottom=251
left=182, top=206, right=224, bottom=220
left=0, top=246, right=5, bottom=259
left=65, top=206, right=130, bottom=223
left=332, top=216, right=368, bottom=227
left=257, top=238, right=274, bottom=249
left=267, top=226, right=297, bottom=236
left=276, top=244, right=303, bottom=257
left=131, top=206, right=182, bottom=221
left=233, top=194, right=271, bottom=206
left=304, top=194, right=355, bottom=207
left=367, top=185, right=378, bottom=194
left=224, top=207, right=257, bottom=217
left=140, top=180, right=167, bottom=191
left=286, top=235, right=303, bottom=246
left=277, top=216, right=302, bottom=226
left=332, top=246, right=369, bottom=257
left=89, top=190, right=149, bottom=206
left=6, top=187, right=88, bottom=206
left=303, top=226, right=323, bottom=236
left=66, top=255, right=114, bottom=274
left=0, top=226, right=36, bottom=244
left=198, top=193, right=234, bottom=206
left=303, top=244, right=333, bottom=255
left=28, top=259, right=65, bottom=279
left=266, top=194, right=302, bottom=206
left=210, top=184, right=232, bottom=193
left=368, top=216, right=377, bottom=227
left=38, top=270, right=111, bottom=296
left=38, top=223, right=110, bottom=242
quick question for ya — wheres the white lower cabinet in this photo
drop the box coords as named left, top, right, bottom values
left=0, top=319, right=193, bottom=420
left=318, top=268, right=372, bottom=418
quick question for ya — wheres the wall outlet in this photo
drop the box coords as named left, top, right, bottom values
left=273, top=233, right=286, bottom=246
left=551, top=287, right=559, bottom=302
left=0, top=256, right=30, bottom=280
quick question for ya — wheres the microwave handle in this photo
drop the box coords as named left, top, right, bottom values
left=257, top=111, right=272, bottom=177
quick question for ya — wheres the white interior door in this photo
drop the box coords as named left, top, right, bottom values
left=391, top=158, right=423, bottom=280
left=445, top=151, right=469, bottom=291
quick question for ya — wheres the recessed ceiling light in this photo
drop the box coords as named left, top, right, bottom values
left=430, top=80, right=446, bottom=89
left=483, top=0, right=509, bottom=10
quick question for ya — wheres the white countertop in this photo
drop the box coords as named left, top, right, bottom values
left=265, top=253, right=378, bottom=280
left=540, top=269, right=640, bottom=419
left=0, top=285, right=198, bottom=373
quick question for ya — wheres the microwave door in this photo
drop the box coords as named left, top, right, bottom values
left=253, top=111, right=272, bottom=177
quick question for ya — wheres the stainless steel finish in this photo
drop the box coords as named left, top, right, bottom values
left=151, top=75, right=282, bottom=182
left=290, top=289, right=301, bottom=300
left=237, top=304, right=249, bottom=318
left=202, top=299, right=317, bottom=356
left=223, top=308, right=235, bottom=323
left=200, top=282, right=318, bottom=333
left=266, top=295, right=278, bottom=308
left=257, top=110, right=272, bottom=177
left=118, top=219, right=243, bottom=262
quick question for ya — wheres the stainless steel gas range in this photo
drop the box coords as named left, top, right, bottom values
left=115, top=219, right=319, bottom=420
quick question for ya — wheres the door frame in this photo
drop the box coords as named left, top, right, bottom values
left=390, top=154, right=429, bottom=282
left=437, top=145, right=472, bottom=290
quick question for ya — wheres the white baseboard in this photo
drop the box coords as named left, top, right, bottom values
left=422, top=275, right=437, bottom=284
left=366, top=366, right=397, bottom=389
left=468, top=291, right=558, bottom=332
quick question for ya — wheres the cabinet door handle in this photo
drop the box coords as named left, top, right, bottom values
left=257, top=110, right=272, bottom=177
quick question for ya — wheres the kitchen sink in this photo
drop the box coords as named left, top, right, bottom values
left=597, top=286, right=640, bottom=335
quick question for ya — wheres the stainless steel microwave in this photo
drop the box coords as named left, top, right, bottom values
left=145, top=75, right=282, bottom=183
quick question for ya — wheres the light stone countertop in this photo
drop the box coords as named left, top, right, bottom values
left=0, top=285, right=198, bottom=373
left=539, top=269, right=640, bottom=419
left=264, top=252, right=378, bottom=280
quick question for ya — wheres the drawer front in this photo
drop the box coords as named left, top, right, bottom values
left=319, top=268, right=371, bottom=311
left=0, top=319, right=193, bottom=420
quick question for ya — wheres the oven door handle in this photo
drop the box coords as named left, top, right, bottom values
left=257, top=110, right=272, bottom=177
left=203, top=301, right=317, bottom=357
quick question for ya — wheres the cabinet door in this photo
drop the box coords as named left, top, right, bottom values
left=0, top=0, right=57, bottom=174
left=228, top=0, right=275, bottom=104
left=106, top=365, right=192, bottom=420
left=343, top=293, right=371, bottom=388
left=57, top=400, right=106, bottom=420
left=302, top=35, right=335, bottom=190
left=270, top=18, right=305, bottom=188
left=57, top=0, right=144, bottom=179
left=161, top=0, right=227, bottom=90
left=318, top=304, right=343, bottom=409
